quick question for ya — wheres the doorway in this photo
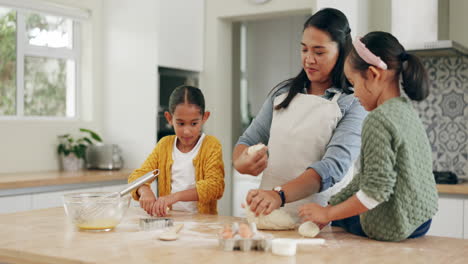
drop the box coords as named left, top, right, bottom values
left=231, top=14, right=310, bottom=217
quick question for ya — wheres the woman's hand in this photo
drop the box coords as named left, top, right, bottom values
left=151, top=194, right=178, bottom=217
left=138, top=185, right=157, bottom=215
left=299, top=203, right=331, bottom=226
left=234, top=145, right=268, bottom=176
left=246, top=189, right=282, bottom=216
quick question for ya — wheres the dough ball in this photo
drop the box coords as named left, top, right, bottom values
left=247, top=143, right=265, bottom=155
left=298, top=221, right=320, bottom=238
left=245, top=206, right=298, bottom=230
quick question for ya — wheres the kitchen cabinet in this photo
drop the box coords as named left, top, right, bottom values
left=31, top=183, right=137, bottom=211
left=464, top=200, right=468, bottom=239
left=0, top=183, right=132, bottom=214
left=0, top=169, right=132, bottom=214
left=0, top=194, right=32, bottom=214
left=427, top=196, right=464, bottom=239
left=158, top=0, right=204, bottom=71
left=0, top=184, right=145, bottom=215
left=31, top=187, right=102, bottom=210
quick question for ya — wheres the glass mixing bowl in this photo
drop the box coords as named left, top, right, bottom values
left=63, top=192, right=131, bottom=232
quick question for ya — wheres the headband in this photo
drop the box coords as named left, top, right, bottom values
left=353, top=37, right=388, bottom=70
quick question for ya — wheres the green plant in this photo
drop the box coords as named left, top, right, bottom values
left=57, top=128, right=103, bottom=159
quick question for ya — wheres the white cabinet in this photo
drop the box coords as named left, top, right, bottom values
left=427, top=196, right=464, bottom=239
left=464, top=200, right=468, bottom=239
left=101, top=184, right=127, bottom=193
left=158, top=0, right=204, bottom=71
left=31, top=187, right=101, bottom=210
left=0, top=194, right=32, bottom=214
left=0, top=183, right=130, bottom=214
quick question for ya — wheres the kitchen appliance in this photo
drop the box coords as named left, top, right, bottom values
left=86, top=144, right=123, bottom=170
left=434, top=171, right=458, bottom=184
left=388, top=0, right=468, bottom=56
left=157, top=67, right=199, bottom=140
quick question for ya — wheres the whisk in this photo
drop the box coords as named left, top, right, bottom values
left=74, top=169, right=159, bottom=223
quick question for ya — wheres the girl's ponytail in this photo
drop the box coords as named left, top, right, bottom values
left=401, top=53, right=429, bottom=101
left=348, top=31, right=430, bottom=102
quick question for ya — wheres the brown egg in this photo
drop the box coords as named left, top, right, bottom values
left=238, top=223, right=253, bottom=238
left=220, top=224, right=234, bottom=239
left=222, top=230, right=234, bottom=239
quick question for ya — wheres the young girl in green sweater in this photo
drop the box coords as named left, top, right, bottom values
left=298, top=31, right=438, bottom=241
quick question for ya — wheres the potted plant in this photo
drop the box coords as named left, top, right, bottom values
left=57, top=128, right=103, bottom=171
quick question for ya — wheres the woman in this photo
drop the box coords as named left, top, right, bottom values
left=233, top=8, right=367, bottom=218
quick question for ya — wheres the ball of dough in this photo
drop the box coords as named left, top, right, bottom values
left=247, top=143, right=265, bottom=155
left=298, top=221, right=320, bottom=238
left=245, top=206, right=298, bottom=230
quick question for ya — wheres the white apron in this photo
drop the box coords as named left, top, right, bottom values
left=260, top=92, right=354, bottom=217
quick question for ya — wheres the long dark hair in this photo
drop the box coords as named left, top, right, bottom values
left=168, top=85, right=205, bottom=114
left=347, top=31, right=429, bottom=101
left=275, top=8, right=352, bottom=110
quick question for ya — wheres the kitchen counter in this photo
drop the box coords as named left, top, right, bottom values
left=1, top=169, right=466, bottom=195
left=0, top=169, right=133, bottom=190
left=437, top=182, right=468, bottom=195
left=0, top=207, right=467, bottom=264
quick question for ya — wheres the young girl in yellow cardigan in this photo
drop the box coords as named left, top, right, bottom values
left=128, top=85, right=225, bottom=216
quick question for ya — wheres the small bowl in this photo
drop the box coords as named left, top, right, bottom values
left=63, top=192, right=130, bottom=232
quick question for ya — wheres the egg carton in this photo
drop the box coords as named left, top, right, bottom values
left=218, top=222, right=274, bottom=252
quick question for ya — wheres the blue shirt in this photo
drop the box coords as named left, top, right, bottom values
left=236, top=83, right=368, bottom=192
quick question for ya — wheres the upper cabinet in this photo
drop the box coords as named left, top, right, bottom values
left=158, top=0, right=205, bottom=72
left=450, top=0, right=468, bottom=48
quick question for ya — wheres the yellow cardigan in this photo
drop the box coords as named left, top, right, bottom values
left=128, top=135, right=225, bottom=214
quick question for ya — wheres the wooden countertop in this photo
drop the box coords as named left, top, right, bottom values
left=0, top=207, right=467, bottom=264
left=0, top=169, right=132, bottom=190
left=437, top=181, right=468, bottom=195
left=1, top=168, right=467, bottom=196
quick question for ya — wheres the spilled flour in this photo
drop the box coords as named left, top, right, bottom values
left=115, top=221, right=219, bottom=246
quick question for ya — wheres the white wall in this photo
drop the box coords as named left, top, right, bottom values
left=246, top=15, right=305, bottom=115
left=203, top=0, right=315, bottom=216
left=316, top=0, right=369, bottom=37
left=0, top=0, right=104, bottom=173
left=231, top=15, right=305, bottom=217
left=0, top=0, right=159, bottom=174
left=101, top=0, right=158, bottom=170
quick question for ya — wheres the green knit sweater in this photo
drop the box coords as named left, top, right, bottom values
left=329, top=97, right=438, bottom=241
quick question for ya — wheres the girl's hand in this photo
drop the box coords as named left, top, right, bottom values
left=246, top=189, right=281, bottom=216
left=138, top=185, right=157, bottom=215
left=151, top=194, right=178, bottom=217
left=298, top=203, right=331, bottom=226
left=234, top=146, right=268, bottom=176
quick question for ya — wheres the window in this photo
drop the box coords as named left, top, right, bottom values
left=0, top=6, right=79, bottom=118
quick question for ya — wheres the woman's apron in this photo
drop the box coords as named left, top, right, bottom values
left=260, top=92, right=354, bottom=217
